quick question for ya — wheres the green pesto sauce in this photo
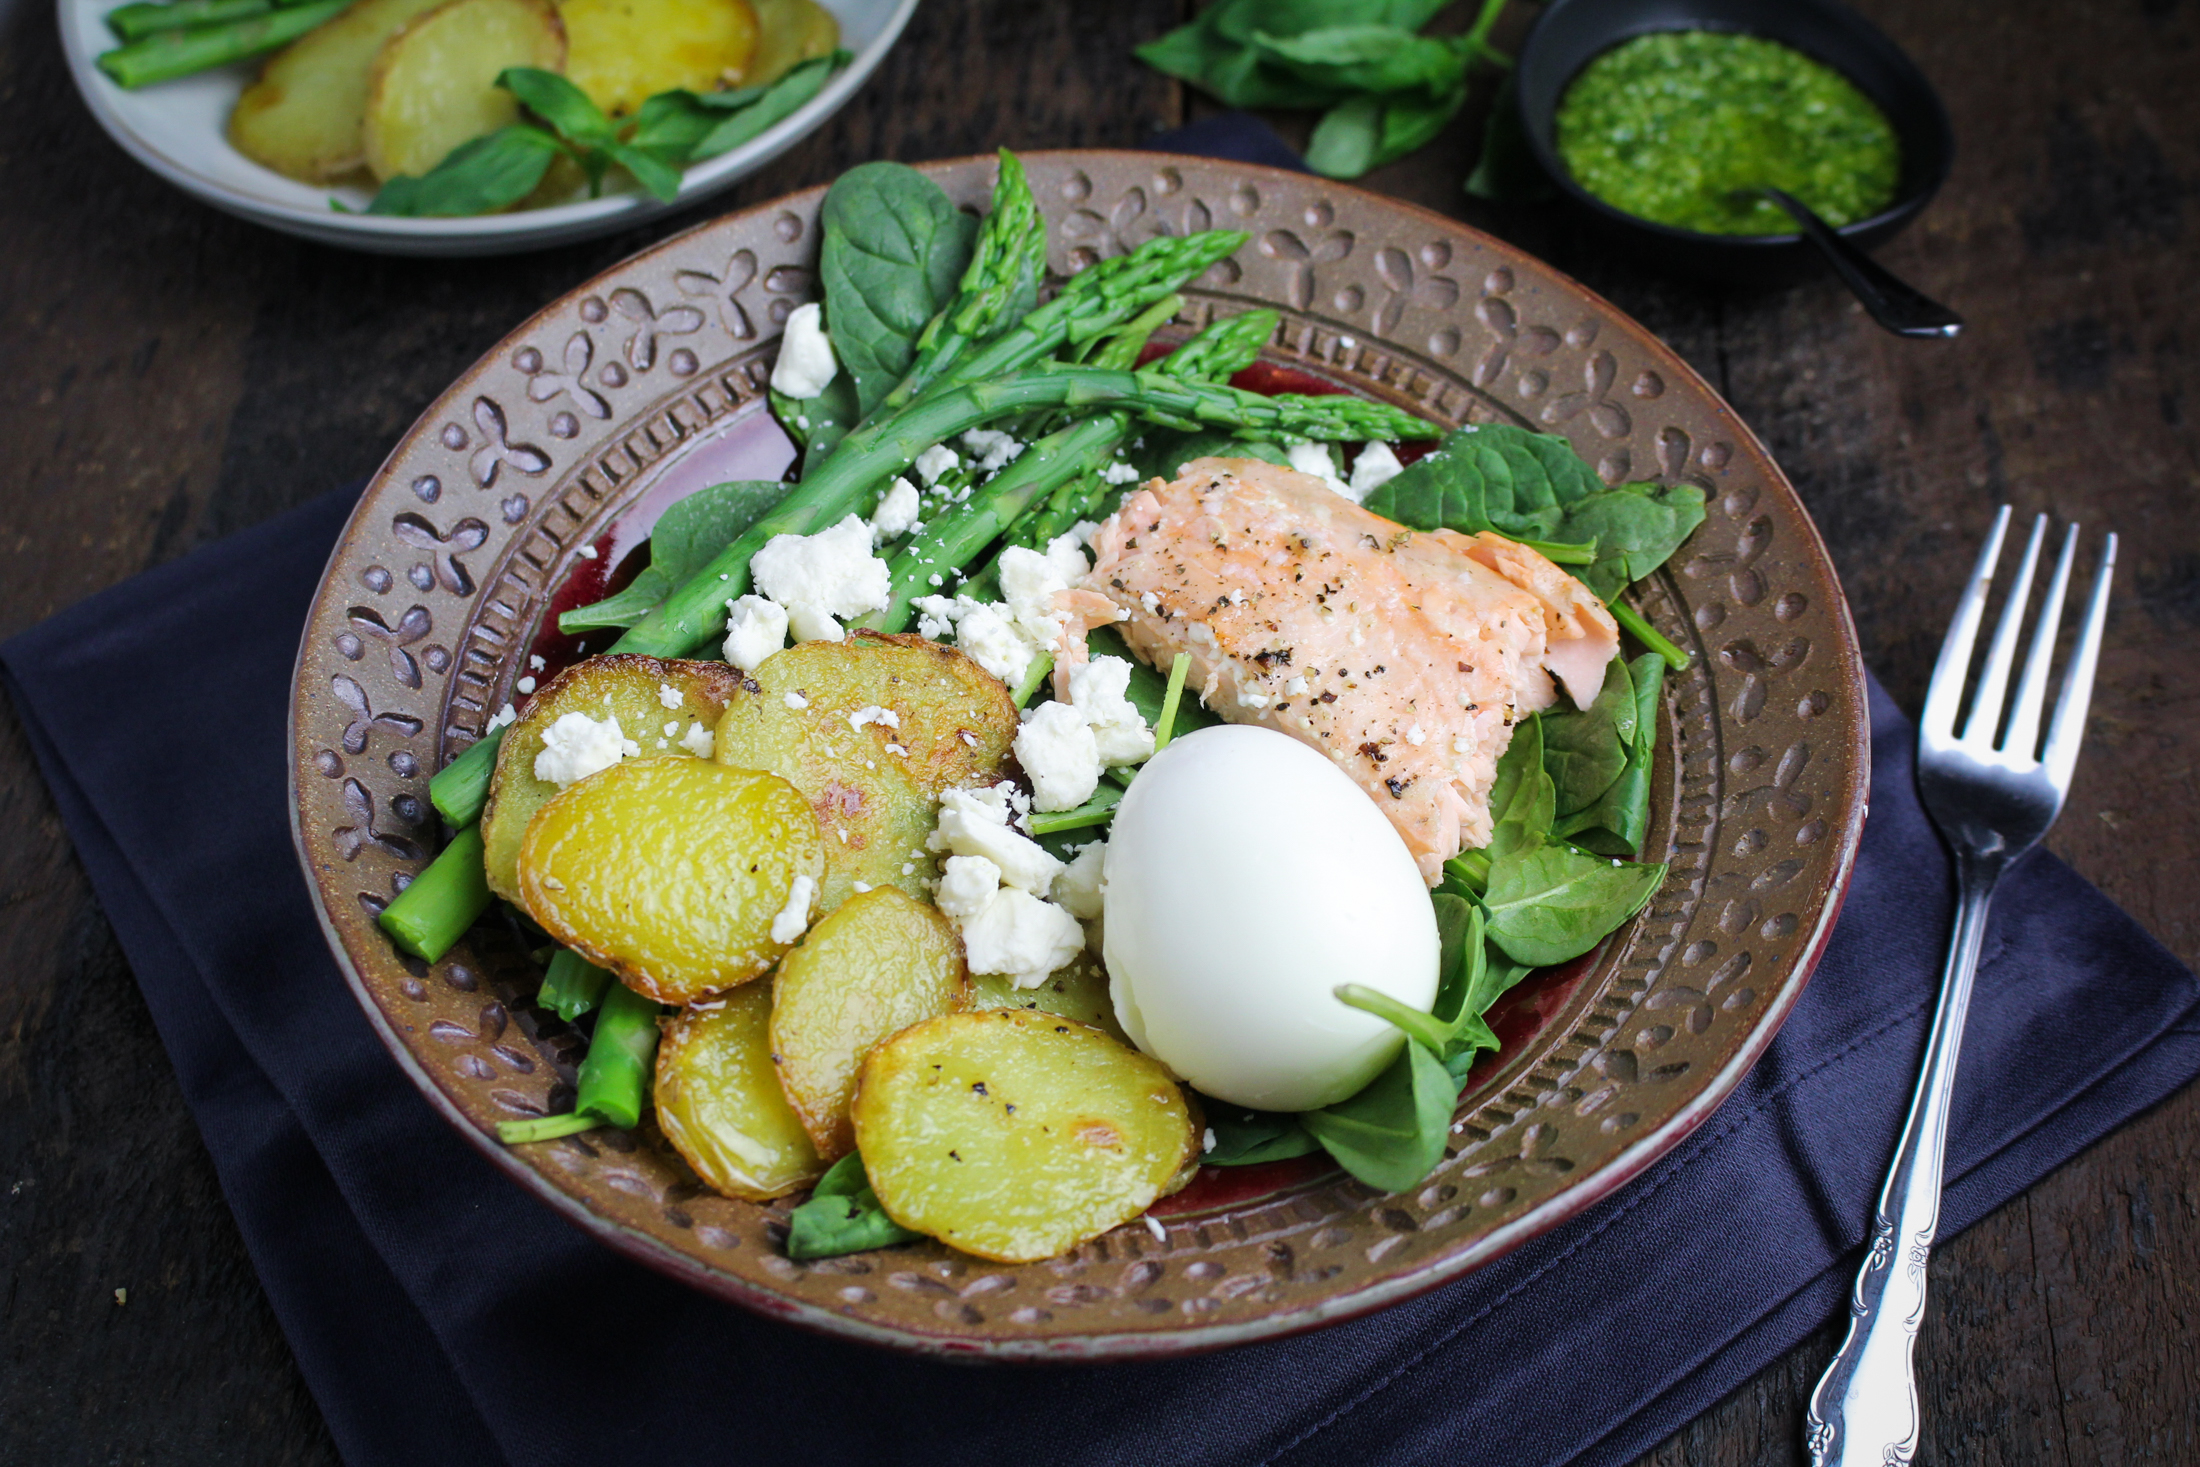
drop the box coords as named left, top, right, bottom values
left=1555, top=30, right=1901, bottom=236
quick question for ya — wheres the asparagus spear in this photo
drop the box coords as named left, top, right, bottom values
left=428, top=722, right=508, bottom=828
left=96, top=0, right=347, bottom=86
left=494, top=980, right=663, bottom=1142
left=888, top=151, right=1049, bottom=413
left=377, top=825, right=493, bottom=962
left=610, top=363, right=1435, bottom=658
left=107, top=0, right=278, bottom=43
left=537, top=948, right=612, bottom=1022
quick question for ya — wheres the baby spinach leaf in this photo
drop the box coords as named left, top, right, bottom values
left=1360, top=423, right=1589, bottom=540
left=1485, top=713, right=1553, bottom=860
left=773, top=369, right=860, bottom=475
left=1251, top=25, right=1471, bottom=96
left=1556, top=481, right=1709, bottom=600
left=558, top=480, right=788, bottom=632
left=786, top=1152, right=920, bottom=1259
left=1308, top=83, right=1471, bottom=180
left=1483, top=844, right=1667, bottom=967
left=1541, top=655, right=1634, bottom=821
left=1342, top=897, right=1501, bottom=1065
left=1199, top=1103, right=1321, bottom=1166
left=1300, top=1041, right=1459, bottom=1193
left=1556, top=654, right=1665, bottom=856
left=819, top=163, right=978, bottom=417
left=366, top=126, right=564, bottom=216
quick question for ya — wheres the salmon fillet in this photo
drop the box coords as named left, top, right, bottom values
left=1082, top=457, right=1619, bottom=882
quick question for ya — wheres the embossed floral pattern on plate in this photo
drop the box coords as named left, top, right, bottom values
left=289, top=153, right=1869, bottom=1359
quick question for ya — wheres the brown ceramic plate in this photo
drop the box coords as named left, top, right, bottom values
left=290, top=152, right=1868, bottom=1359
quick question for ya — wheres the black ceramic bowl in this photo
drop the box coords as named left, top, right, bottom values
left=1514, top=0, right=1955, bottom=286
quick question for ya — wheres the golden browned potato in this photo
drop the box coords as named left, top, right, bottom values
left=516, top=757, right=823, bottom=1005
left=851, top=1011, right=1198, bottom=1263
left=362, top=0, right=566, bottom=182
left=480, top=654, right=751, bottom=903
left=968, top=952, right=1127, bottom=1046
left=769, top=888, right=966, bottom=1160
left=745, top=0, right=838, bottom=85
left=227, top=0, right=448, bottom=182
left=562, top=0, right=758, bottom=117
left=656, top=981, right=822, bottom=1200
left=714, top=632, right=1017, bottom=910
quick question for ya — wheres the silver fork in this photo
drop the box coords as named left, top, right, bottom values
left=1803, top=507, right=2117, bottom=1466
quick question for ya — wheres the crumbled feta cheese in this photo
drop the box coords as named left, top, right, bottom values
left=961, top=428, right=1025, bottom=473
left=913, top=595, right=1036, bottom=684
left=1051, top=839, right=1106, bottom=920
left=1068, top=655, right=1155, bottom=766
left=1042, top=531, right=1089, bottom=585
left=934, top=854, right=1001, bottom=920
left=1015, top=701, right=1101, bottom=811
left=528, top=655, right=545, bottom=673
left=914, top=443, right=959, bottom=485
left=851, top=881, right=871, bottom=894
left=663, top=721, right=680, bottom=736
left=871, top=477, right=921, bottom=545
left=848, top=705, right=899, bottom=732
left=656, top=739, right=668, bottom=749
left=658, top=682, right=683, bottom=710
left=517, top=676, right=537, bottom=694
left=769, top=873, right=816, bottom=944
left=1285, top=675, right=1310, bottom=696
left=1203, top=1128, right=1217, bottom=1154
left=533, top=711, right=633, bottom=786
left=769, top=302, right=838, bottom=399
left=957, top=887, right=1084, bottom=988
left=1287, top=441, right=1351, bottom=498
left=752, top=515, right=890, bottom=645
left=998, top=544, right=1076, bottom=649
left=576, top=544, right=599, bottom=560
left=722, top=594, right=789, bottom=671
left=679, top=722, right=714, bottom=758
left=784, top=691, right=809, bottom=710
left=1101, top=458, right=1142, bottom=485
left=1347, top=441, right=1404, bottom=500
left=1072, top=519, right=1103, bottom=549
left=1237, top=688, right=1271, bottom=709
left=485, top=703, right=517, bottom=732
left=927, top=786, right=1061, bottom=892
left=1140, top=591, right=1160, bottom=614
left=1406, top=724, right=1427, bottom=746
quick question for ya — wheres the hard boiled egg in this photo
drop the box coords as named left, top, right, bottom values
left=1103, top=725, right=1439, bottom=1112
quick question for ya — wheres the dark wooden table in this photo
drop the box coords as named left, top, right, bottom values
left=2, top=0, right=2193, bottom=1461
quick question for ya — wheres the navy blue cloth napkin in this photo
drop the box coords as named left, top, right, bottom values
left=6, top=118, right=2197, bottom=1467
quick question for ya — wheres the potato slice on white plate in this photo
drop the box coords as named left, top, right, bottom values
left=746, top=0, right=838, bottom=87
left=363, top=0, right=567, bottom=183
left=562, top=0, right=759, bottom=118
left=227, top=0, right=449, bottom=182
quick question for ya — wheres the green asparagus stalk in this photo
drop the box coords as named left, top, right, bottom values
left=537, top=948, right=612, bottom=1022
left=428, top=722, right=509, bottom=828
left=610, top=364, right=1434, bottom=658
left=96, top=0, right=348, bottom=86
left=107, top=0, right=278, bottom=43
left=891, top=151, right=1049, bottom=409
left=494, top=980, right=663, bottom=1142
left=1149, top=307, right=1278, bottom=382
left=1152, top=653, right=1192, bottom=751
left=378, top=825, right=493, bottom=962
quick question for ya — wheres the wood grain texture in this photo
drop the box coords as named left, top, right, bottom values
left=0, top=0, right=2190, bottom=1461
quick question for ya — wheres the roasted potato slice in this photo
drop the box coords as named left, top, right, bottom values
left=563, top=0, right=759, bottom=117
left=714, top=632, right=1017, bottom=909
left=480, top=654, right=750, bottom=903
left=770, top=888, right=966, bottom=1161
left=969, top=952, right=1127, bottom=1046
left=516, top=757, right=823, bottom=1005
left=746, top=0, right=838, bottom=86
left=656, top=981, right=822, bottom=1200
left=852, top=1011, right=1197, bottom=1263
left=363, top=0, right=566, bottom=182
left=227, top=0, right=448, bottom=182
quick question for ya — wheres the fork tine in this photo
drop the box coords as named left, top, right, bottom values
left=2042, top=532, right=2116, bottom=791
left=2003, top=523, right=2077, bottom=759
left=1963, top=513, right=2046, bottom=745
left=1922, top=506, right=2011, bottom=740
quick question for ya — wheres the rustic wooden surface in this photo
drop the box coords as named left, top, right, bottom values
left=0, top=0, right=2193, bottom=1461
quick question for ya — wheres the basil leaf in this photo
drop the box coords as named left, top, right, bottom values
left=1541, top=655, right=1634, bottom=821
left=1555, top=482, right=1709, bottom=600
left=605, top=140, right=683, bottom=202
left=819, top=163, right=979, bottom=417
left=557, top=480, right=788, bottom=632
left=1483, top=844, right=1667, bottom=968
left=1300, top=1041, right=1459, bottom=1193
left=786, top=1152, right=920, bottom=1259
left=1199, top=1104, right=1321, bottom=1166
left=1213, top=0, right=1451, bottom=45
left=1308, top=79, right=1469, bottom=179
left=366, top=126, right=564, bottom=216
left=1556, top=654, right=1665, bottom=856
left=498, top=67, right=615, bottom=148
left=689, top=51, right=847, bottom=159
left=1485, top=713, right=1553, bottom=860
left=1137, top=11, right=1342, bottom=109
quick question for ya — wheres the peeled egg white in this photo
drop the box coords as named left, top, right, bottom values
left=1103, top=725, right=1439, bottom=1112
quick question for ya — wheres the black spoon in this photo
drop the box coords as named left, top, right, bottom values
left=1759, top=185, right=1963, bottom=339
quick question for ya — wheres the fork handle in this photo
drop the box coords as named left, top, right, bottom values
left=1804, top=856, right=1998, bottom=1466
